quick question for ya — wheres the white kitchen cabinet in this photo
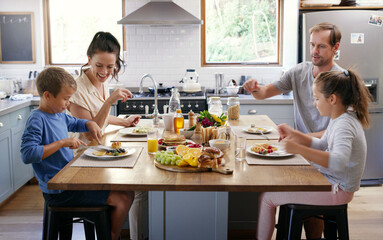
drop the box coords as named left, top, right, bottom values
left=239, top=104, right=295, bottom=127
left=10, top=107, right=33, bottom=191
left=0, top=114, right=13, bottom=203
left=149, top=191, right=228, bottom=240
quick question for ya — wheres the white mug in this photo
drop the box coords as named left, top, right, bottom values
left=163, top=113, right=174, bottom=131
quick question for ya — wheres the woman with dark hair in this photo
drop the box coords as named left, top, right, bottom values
left=68, top=32, right=145, bottom=240
left=68, top=31, right=140, bottom=139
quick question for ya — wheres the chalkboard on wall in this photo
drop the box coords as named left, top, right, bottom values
left=0, top=12, right=35, bottom=64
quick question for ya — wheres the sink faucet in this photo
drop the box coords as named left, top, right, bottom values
left=139, top=74, right=160, bottom=126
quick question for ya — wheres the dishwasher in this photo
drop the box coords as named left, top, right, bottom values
left=361, top=108, right=383, bottom=186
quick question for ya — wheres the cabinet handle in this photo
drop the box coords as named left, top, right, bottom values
left=0, top=122, right=3, bottom=127
left=248, top=109, right=257, bottom=115
left=18, top=115, right=23, bottom=120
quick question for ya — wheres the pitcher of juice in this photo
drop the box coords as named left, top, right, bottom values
left=147, top=129, right=158, bottom=154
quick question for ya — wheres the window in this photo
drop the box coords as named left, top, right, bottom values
left=43, top=0, right=124, bottom=65
left=201, top=0, right=281, bottom=66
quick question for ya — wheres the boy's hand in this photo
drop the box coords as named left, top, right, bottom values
left=62, top=138, right=87, bottom=149
left=86, top=121, right=102, bottom=144
left=126, top=115, right=141, bottom=127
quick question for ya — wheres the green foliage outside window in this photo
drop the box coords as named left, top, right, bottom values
left=205, top=0, right=279, bottom=64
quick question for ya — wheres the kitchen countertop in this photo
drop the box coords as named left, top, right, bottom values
left=0, top=97, right=40, bottom=117
left=207, top=93, right=294, bottom=105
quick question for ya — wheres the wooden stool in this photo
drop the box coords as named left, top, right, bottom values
left=42, top=202, right=111, bottom=240
left=275, top=204, right=349, bottom=240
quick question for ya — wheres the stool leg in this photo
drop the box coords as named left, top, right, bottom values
left=288, top=209, right=303, bottom=240
left=84, top=219, right=96, bottom=240
left=336, top=209, right=349, bottom=240
left=276, top=205, right=288, bottom=240
left=42, top=202, right=48, bottom=240
left=58, top=216, right=73, bottom=240
left=47, top=211, right=59, bottom=240
left=323, top=215, right=337, bottom=240
left=94, top=210, right=112, bottom=240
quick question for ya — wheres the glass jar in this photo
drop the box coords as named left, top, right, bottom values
left=227, top=97, right=240, bottom=120
left=208, top=97, right=223, bottom=116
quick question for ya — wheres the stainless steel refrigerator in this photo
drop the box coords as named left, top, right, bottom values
left=300, top=10, right=383, bottom=185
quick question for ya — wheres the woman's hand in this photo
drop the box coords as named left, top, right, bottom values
left=108, top=88, right=133, bottom=105
left=126, top=115, right=141, bottom=127
left=86, top=121, right=102, bottom=144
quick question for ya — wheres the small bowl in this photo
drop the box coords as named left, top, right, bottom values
left=209, top=139, right=230, bottom=151
left=179, top=129, right=194, bottom=139
left=226, top=86, right=239, bottom=95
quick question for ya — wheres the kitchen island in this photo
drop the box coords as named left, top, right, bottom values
left=48, top=115, right=330, bottom=240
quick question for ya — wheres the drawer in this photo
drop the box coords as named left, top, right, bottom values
left=240, top=104, right=293, bottom=118
left=9, top=107, right=30, bottom=127
left=0, top=114, right=11, bottom=133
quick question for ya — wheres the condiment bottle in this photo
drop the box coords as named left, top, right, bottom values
left=173, top=109, right=184, bottom=134
left=191, top=121, right=202, bottom=145
left=188, top=110, right=195, bottom=128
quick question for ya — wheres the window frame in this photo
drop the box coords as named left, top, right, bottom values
left=200, top=0, right=283, bottom=67
left=42, top=0, right=126, bottom=66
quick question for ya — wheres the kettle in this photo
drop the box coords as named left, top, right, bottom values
left=180, top=69, right=201, bottom=93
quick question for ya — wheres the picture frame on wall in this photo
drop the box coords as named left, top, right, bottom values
left=0, top=12, right=36, bottom=64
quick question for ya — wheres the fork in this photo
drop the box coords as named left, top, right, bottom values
left=250, top=124, right=269, bottom=141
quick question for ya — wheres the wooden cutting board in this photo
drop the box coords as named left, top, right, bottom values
left=154, top=161, right=233, bottom=175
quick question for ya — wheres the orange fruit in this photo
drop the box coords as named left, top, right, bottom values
left=176, top=145, right=189, bottom=156
left=182, top=153, right=194, bottom=164
left=189, top=158, right=198, bottom=167
left=177, top=159, right=189, bottom=167
left=187, top=148, right=202, bottom=158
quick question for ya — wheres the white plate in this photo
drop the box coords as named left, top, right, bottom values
left=243, top=126, right=273, bottom=134
left=84, top=147, right=136, bottom=159
left=119, top=128, right=147, bottom=136
left=246, top=145, right=294, bottom=158
left=158, top=139, right=196, bottom=149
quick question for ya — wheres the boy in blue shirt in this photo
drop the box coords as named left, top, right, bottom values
left=21, top=67, right=134, bottom=240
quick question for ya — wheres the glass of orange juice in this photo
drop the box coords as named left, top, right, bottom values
left=147, top=129, right=158, bottom=154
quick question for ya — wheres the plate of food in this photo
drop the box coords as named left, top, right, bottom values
left=119, top=126, right=152, bottom=136
left=243, top=126, right=273, bottom=134
left=84, top=142, right=136, bottom=159
left=246, top=143, right=294, bottom=158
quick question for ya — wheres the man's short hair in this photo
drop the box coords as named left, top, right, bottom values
left=36, top=67, right=77, bottom=97
left=310, top=22, right=341, bottom=47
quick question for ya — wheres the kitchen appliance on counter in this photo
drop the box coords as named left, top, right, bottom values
left=180, top=69, right=201, bottom=93
left=0, top=78, right=19, bottom=97
left=301, top=10, right=383, bottom=185
left=117, top=87, right=207, bottom=118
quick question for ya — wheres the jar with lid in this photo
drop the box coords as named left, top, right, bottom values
left=208, top=97, right=223, bottom=116
left=227, top=97, right=240, bottom=120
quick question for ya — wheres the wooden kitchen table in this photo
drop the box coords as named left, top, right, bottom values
left=48, top=115, right=331, bottom=240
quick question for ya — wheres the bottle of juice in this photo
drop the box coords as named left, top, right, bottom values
left=173, top=109, right=184, bottom=134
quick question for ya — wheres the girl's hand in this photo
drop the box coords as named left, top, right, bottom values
left=86, top=121, right=102, bottom=144
left=278, top=123, right=295, bottom=142
left=62, top=138, right=87, bottom=149
left=126, top=115, right=141, bottom=127
left=108, top=88, right=133, bottom=104
left=283, top=138, right=300, bottom=154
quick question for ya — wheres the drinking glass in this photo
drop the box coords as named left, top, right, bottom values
left=235, top=135, right=246, bottom=161
left=147, top=129, right=158, bottom=154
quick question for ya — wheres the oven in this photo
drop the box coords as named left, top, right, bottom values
left=117, top=89, right=207, bottom=118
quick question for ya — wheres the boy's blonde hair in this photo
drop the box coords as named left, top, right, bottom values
left=36, top=67, right=77, bottom=97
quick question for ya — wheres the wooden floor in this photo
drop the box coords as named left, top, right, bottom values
left=0, top=183, right=382, bottom=240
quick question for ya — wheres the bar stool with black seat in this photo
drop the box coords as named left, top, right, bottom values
left=42, top=201, right=112, bottom=240
left=275, top=204, right=349, bottom=240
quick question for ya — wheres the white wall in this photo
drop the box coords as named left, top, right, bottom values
left=0, top=0, right=299, bottom=89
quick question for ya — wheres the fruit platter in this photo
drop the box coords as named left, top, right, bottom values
left=153, top=145, right=232, bottom=174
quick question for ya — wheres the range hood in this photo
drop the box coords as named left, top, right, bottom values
left=117, top=1, right=202, bottom=25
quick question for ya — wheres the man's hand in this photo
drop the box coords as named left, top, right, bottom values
left=61, top=138, right=87, bottom=149
left=243, top=79, right=261, bottom=92
left=86, top=121, right=102, bottom=144
left=126, top=115, right=141, bottom=127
